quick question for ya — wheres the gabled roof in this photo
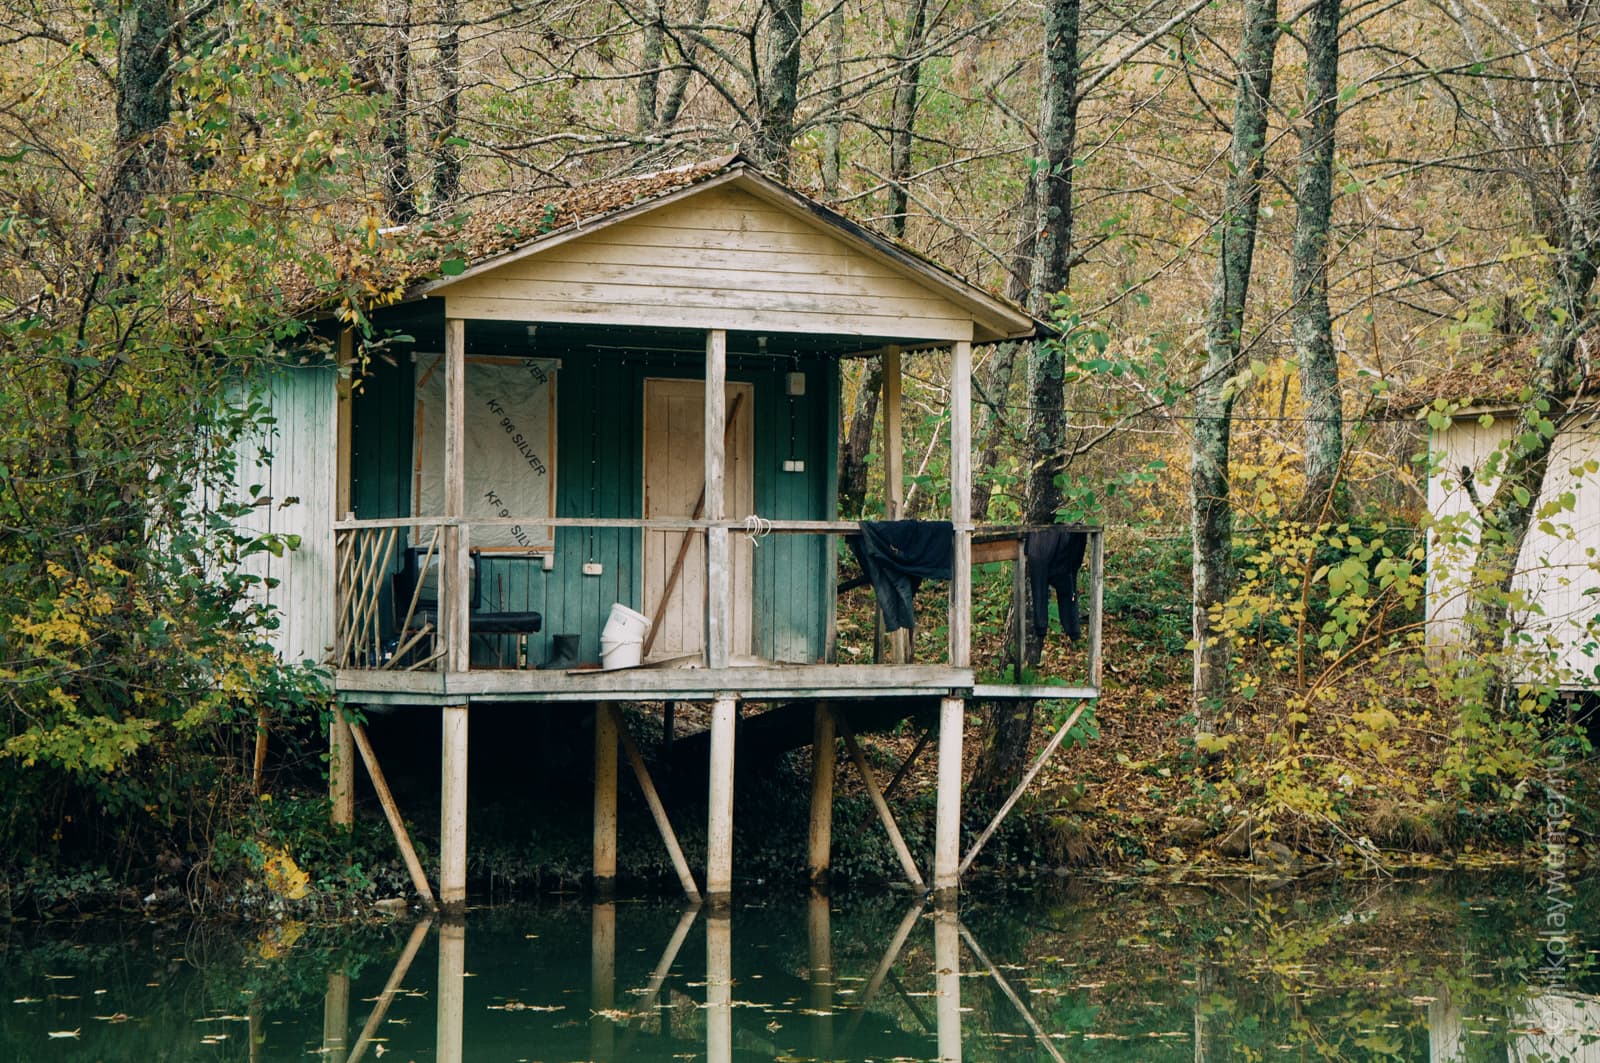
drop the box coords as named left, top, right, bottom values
left=295, top=155, right=1042, bottom=344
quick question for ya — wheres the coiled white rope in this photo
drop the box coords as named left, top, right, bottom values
left=743, top=513, right=773, bottom=547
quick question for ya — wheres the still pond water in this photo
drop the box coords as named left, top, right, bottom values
left=1, top=873, right=1596, bottom=1061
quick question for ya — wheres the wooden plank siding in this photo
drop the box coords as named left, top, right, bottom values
left=1427, top=416, right=1600, bottom=686
left=235, top=365, right=339, bottom=666
left=442, top=186, right=975, bottom=342
left=346, top=339, right=833, bottom=669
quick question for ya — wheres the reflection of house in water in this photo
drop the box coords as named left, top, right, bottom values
left=1430, top=988, right=1600, bottom=1062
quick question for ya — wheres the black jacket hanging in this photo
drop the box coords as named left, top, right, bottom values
left=846, top=520, right=954, bottom=633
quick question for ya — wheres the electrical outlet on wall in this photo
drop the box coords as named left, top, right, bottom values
left=582, top=562, right=603, bottom=576
left=782, top=459, right=806, bottom=473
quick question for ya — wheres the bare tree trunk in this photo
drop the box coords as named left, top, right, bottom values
left=100, top=0, right=175, bottom=255
left=756, top=0, right=803, bottom=175
left=380, top=0, right=416, bottom=223
left=1292, top=0, right=1344, bottom=522
left=971, top=0, right=1078, bottom=805
left=636, top=0, right=665, bottom=133
left=1022, top=0, right=1080, bottom=530
left=972, top=178, right=1039, bottom=520
left=1190, top=0, right=1280, bottom=735
left=430, top=0, right=462, bottom=209
left=1467, top=132, right=1600, bottom=700
left=838, top=357, right=882, bottom=517
left=886, top=0, right=930, bottom=236
left=820, top=0, right=844, bottom=193
left=657, top=0, right=712, bottom=130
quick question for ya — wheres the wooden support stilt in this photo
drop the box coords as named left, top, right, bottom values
left=958, top=922, right=1066, bottom=1063
left=436, top=918, right=465, bottom=1063
left=706, top=912, right=733, bottom=1063
left=959, top=702, right=1089, bottom=877
left=882, top=726, right=932, bottom=802
left=808, top=703, right=835, bottom=885
left=348, top=720, right=437, bottom=908
left=330, top=706, right=355, bottom=828
left=706, top=696, right=737, bottom=899
left=808, top=889, right=834, bottom=1061
left=322, top=971, right=350, bottom=1058
left=439, top=704, right=469, bottom=911
left=593, top=704, right=618, bottom=892
left=611, top=706, right=701, bottom=901
left=934, top=907, right=961, bottom=1063
left=443, top=318, right=470, bottom=675
left=345, top=917, right=433, bottom=1063
left=590, top=901, right=617, bottom=1063
left=837, top=716, right=925, bottom=890
left=933, top=696, right=964, bottom=897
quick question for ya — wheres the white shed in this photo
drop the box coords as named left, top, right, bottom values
left=1417, top=349, right=1600, bottom=689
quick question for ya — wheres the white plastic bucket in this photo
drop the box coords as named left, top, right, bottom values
left=600, top=603, right=651, bottom=670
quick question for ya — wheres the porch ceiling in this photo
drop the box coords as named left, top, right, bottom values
left=367, top=304, right=938, bottom=360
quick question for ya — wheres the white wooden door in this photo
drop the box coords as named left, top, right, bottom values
left=642, top=379, right=755, bottom=659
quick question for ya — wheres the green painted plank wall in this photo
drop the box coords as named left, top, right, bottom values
left=349, top=331, right=835, bottom=669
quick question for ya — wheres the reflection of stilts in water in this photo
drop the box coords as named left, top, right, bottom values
left=322, top=971, right=350, bottom=1059
left=808, top=889, right=834, bottom=1060
left=1194, top=950, right=1217, bottom=1063
left=591, top=901, right=617, bottom=1063
left=616, top=902, right=701, bottom=1058
left=840, top=898, right=926, bottom=1048
left=347, top=917, right=434, bottom=1063
left=706, top=912, right=733, bottom=1063
left=958, top=921, right=1064, bottom=1063
left=435, top=919, right=465, bottom=1063
left=935, top=907, right=961, bottom=1063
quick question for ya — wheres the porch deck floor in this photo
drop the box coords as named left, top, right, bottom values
left=334, top=663, right=1099, bottom=705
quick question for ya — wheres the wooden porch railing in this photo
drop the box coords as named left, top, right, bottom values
left=330, top=515, right=1103, bottom=687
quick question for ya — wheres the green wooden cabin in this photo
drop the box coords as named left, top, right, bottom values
left=233, top=157, right=1111, bottom=706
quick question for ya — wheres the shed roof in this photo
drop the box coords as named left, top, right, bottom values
left=300, top=156, right=1042, bottom=344
left=1390, top=332, right=1600, bottom=416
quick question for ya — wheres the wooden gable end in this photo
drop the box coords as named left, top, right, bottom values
left=439, top=184, right=977, bottom=341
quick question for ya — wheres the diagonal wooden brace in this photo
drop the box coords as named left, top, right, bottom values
left=837, top=715, right=926, bottom=890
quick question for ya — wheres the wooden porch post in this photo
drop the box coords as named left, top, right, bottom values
left=808, top=889, right=834, bottom=1059
left=807, top=703, right=835, bottom=884
left=593, top=703, right=618, bottom=892
left=883, top=346, right=909, bottom=663
left=706, top=695, right=737, bottom=898
left=444, top=317, right=470, bottom=673
left=704, top=329, right=731, bottom=669
left=949, top=339, right=973, bottom=668
left=322, top=971, right=350, bottom=1058
left=440, top=703, right=469, bottom=910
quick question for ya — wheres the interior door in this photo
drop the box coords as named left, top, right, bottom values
left=642, top=378, right=756, bottom=659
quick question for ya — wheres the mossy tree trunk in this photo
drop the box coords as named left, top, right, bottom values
left=1190, top=0, right=1280, bottom=737
left=1292, top=0, right=1345, bottom=523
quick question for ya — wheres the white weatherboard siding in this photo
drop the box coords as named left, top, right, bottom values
left=233, top=366, right=338, bottom=666
left=441, top=185, right=977, bottom=341
left=1427, top=414, right=1600, bottom=686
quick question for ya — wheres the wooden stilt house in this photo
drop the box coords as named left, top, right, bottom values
left=236, top=156, right=1104, bottom=908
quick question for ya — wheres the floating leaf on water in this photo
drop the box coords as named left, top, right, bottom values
left=93, top=1013, right=131, bottom=1023
left=47, top=1029, right=81, bottom=1039
left=12, top=997, right=41, bottom=1005
left=43, top=974, right=74, bottom=981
